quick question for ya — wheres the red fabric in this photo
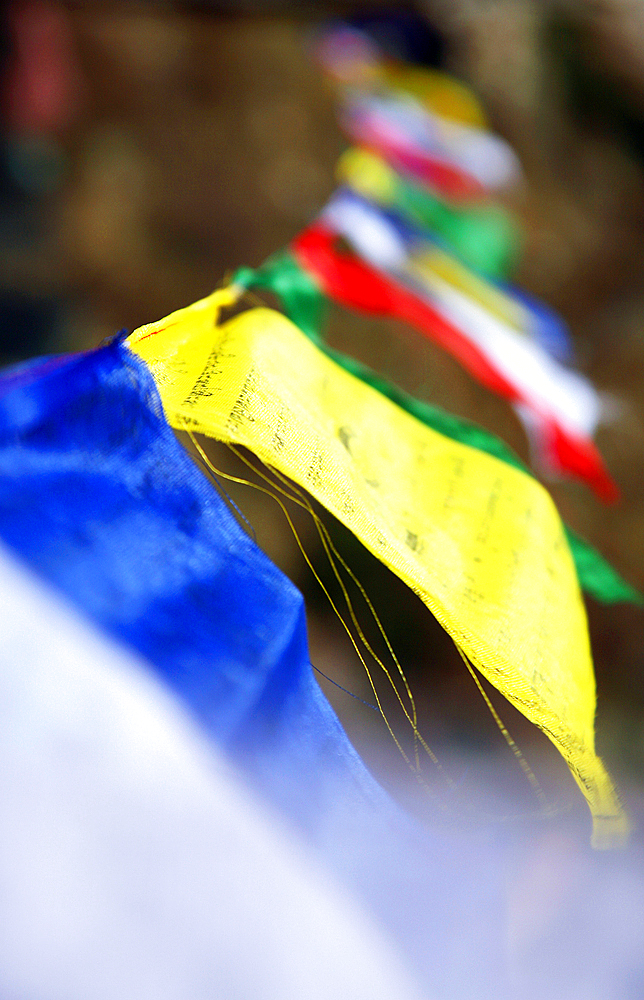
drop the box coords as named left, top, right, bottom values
left=546, top=424, right=620, bottom=504
left=291, top=223, right=618, bottom=502
left=3, top=1, right=81, bottom=134
left=341, top=115, right=484, bottom=201
left=292, top=224, right=514, bottom=397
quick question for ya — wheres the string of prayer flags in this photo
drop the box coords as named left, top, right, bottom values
left=0, top=21, right=637, bottom=998
left=232, top=253, right=641, bottom=606
left=289, top=190, right=618, bottom=502
left=127, top=288, right=629, bottom=848
left=313, top=21, right=616, bottom=491
left=316, top=24, right=520, bottom=203
left=314, top=20, right=616, bottom=494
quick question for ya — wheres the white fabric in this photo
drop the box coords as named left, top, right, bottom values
left=343, top=91, right=522, bottom=189
left=0, top=544, right=425, bottom=1000
left=322, top=191, right=601, bottom=438
left=324, top=190, right=409, bottom=269
left=415, top=269, right=600, bottom=437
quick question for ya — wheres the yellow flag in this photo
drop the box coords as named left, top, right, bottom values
left=380, top=64, right=488, bottom=129
left=128, top=288, right=627, bottom=847
left=411, top=245, right=527, bottom=333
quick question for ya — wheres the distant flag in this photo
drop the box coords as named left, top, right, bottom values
left=314, top=23, right=488, bottom=129
left=336, top=146, right=522, bottom=281
left=290, top=190, right=618, bottom=502
left=339, top=89, right=521, bottom=200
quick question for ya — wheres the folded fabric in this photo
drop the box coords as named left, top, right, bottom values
left=0, top=542, right=426, bottom=1000
left=0, top=334, right=506, bottom=999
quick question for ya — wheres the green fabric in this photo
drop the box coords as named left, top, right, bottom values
left=565, top=533, right=642, bottom=605
left=234, top=256, right=327, bottom=345
left=390, top=175, right=521, bottom=280
left=232, top=253, right=642, bottom=606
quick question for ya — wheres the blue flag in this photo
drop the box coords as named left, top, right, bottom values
left=0, top=337, right=505, bottom=999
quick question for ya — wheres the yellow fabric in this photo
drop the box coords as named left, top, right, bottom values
left=412, top=245, right=528, bottom=333
left=337, top=148, right=398, bottom=204
left=379, top=64, right=488, bottom=128
left=128, top=289, right=627, bottom=847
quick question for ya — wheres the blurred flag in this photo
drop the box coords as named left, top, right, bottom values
left=336, top=146, right=522, bottom=281
left=290, top=190, right=617, bottom=501
left=0, top=332, right=508, bottom=999
left=339, top=89, right=521, bottom=199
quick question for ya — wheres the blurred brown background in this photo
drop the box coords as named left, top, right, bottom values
left=3, top=0, right=644, bottom=834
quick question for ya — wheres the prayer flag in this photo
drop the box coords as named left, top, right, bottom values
left=315, top=23, right=488, bottom=128
left=128, top=289, right=628, bottom=847
left=336, top=146, right=522, bottom=281
left=340, top=90, right=521, bottom=197
left=0, top=331, right=506, bottom=997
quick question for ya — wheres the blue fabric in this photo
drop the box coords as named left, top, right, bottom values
left=0, top=353, right=73, bottom=399
left=0, top=340, right=381, bottom=819
left=503, top=286, right=573, bottom=363
left=0, top=340, right=507, bottom=999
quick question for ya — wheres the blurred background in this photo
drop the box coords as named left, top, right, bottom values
left=2, top=0, right=644, bottom=839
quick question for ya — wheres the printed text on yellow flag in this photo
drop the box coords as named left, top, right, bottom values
left=128, top=288, right=627, bottom=847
